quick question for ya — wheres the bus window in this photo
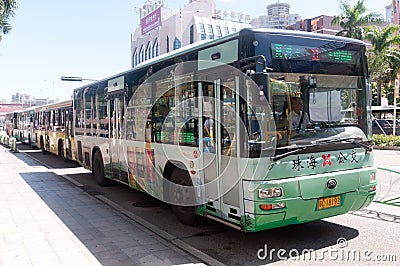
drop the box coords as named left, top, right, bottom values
left=221, top=83, right=236, bottom=157
left=152, top=77, right=199, bottom=146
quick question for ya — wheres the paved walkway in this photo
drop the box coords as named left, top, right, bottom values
left=0, top=145, right=205, bottom=266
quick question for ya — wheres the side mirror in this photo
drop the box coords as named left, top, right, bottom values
left=251, top=72, right=270, bottom=102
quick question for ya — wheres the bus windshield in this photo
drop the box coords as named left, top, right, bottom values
left=246, top=32, right=371, bottom=151
left=267, top=73, right=369, bottom=148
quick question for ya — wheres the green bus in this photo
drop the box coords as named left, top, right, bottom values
left=73, top=28, right=377, bottom=232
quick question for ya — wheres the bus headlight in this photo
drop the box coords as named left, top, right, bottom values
left=258, top=187, right=283, bottom=198
left=370, top=172, right=376, bottom=181
left=368, top=172, right=377, bottom=192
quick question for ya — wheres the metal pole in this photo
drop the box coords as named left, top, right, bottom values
left=180, top=9, right=182, bottom=47
left=394, top=76, right=399, bottom=136
left=394, top=97, right=397, bottom=136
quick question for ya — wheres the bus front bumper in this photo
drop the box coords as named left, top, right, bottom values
left=242, top=168, right=377, bottom=232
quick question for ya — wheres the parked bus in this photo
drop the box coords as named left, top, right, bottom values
left=4, top=112, right=18, bottom=138
left=14, top=107, right=35, bottom=145
left=33, top=100, right=75, bottom=160
left=71, top=28, right=377, bottom=232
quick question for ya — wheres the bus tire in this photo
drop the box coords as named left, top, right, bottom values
left=170, top=168, right=197, bottom=226
left=93, top=151, right=109, bottom=186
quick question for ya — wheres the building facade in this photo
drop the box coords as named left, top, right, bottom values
left=131, top=0, right=252, bottom=68
left=10, top=93, right=56, bottom=107
left=386, top=0, right=399, bottom=24
left=251, top=15, right=268, bottom=28
left=264, top=2, right=300, bottom=29
left=287, top=15, right=342, bottom=35
left=250, top=2, right=300, bottom=30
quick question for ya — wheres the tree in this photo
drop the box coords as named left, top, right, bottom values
left=366, top=25, right=400, bottom=105
left=331, top=0, right=382, bottom=40
left=0, top=0, right=18, bottom=42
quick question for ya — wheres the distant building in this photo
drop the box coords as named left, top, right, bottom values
left=287, top=15, right=341, bottom=35
left=251, top=2, right=300, bottom=30
left=11, top=93, right=32, bottom=106
left=131, top=0, right=252, bottom=68
left=251, top=16, right=268, bottom=28
left=287, top=14, right=389, bottom=36
left=386, top=4, right=393, bottom=23
left=10, top=93, right=56, bottom=108
left=386, top=1, right=399, bottom=24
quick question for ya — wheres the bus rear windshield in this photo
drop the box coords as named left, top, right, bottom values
left=253, top=33, right=366, bottom=76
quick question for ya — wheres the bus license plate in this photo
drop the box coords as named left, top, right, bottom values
left=317, top=195, right=341, bottom=210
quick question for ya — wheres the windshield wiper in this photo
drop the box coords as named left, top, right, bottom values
left=315, top=137, right=373, bottom=152
left=273, top=144, right=314, bottom=161
left=345, top=138, right=373, bottom=151
left=318, top=121, right=342, bottom=128
left=315, top=136, right=361, bottom=144
left=273, top=137, right=372, bottom=161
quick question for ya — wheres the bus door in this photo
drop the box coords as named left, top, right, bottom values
left=64, top=107, right=73, bottom=159
left=202, top=78, right=241, bottom=223
left=109, top=93, right=125, bottom=181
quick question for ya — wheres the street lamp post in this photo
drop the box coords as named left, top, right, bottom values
left=60, top=76, right=98, bottom=82
left=394, top=76, right=399, bottom=136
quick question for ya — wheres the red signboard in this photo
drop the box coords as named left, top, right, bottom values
left=141, top=7, right=161, bottom=35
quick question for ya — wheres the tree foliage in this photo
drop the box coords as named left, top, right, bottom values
left=0, top=0, right=18, bottom=42
left=366, top=25, right=400, bottom=105
left=331, top=0, right=382, bottom=40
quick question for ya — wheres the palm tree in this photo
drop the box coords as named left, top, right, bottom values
left=0, top=0, right=18, bottom=42
left=366, top=25, right=400, bottom=105
left=331, top=0, right=382, bottom=40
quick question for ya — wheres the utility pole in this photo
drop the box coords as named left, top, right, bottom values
left=394, top=75, right=399, bottom=136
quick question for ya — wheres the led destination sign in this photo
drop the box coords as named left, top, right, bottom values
left=271, top=43, right=356, bottom=63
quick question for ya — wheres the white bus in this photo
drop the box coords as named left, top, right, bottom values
left=72, top=28, right=377, bottom=232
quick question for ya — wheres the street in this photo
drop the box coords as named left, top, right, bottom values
left=6, top=144, right=400, bottom=265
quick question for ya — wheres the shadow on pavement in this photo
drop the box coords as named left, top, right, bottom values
left=12, top=143, right=361, bottom=265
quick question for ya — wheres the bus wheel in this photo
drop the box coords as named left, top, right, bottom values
left=170, top=168, right=197, bottom=226
left=93, top=151, right=109, bottom=186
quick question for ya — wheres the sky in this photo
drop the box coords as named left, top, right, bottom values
left=0, top=0, right=390, bottom=103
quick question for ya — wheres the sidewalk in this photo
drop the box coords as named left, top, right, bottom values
left=0, top=145, right=206, bottom=266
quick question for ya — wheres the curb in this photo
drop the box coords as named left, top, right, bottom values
left=373, top=145, right=400, bottom=151
left=96, top=195, right=225, bottom=266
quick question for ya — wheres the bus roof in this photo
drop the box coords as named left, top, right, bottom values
left=73, top=31, right=240, bottom=92
left=247, top=28, right=366, bottom=45
left=73, top=28, right=366, bottom=92
left=33, top=99, right=72, bottom=111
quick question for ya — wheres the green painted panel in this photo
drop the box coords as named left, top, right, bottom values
left=251, top=212, right=286, bottom=232
left=297, top=171, right=359, bottom=200
left=198, top=39, right=238, bottom=70
left=265, top=148, right=374, bottom=181
left=244, top=190, right=376, bottom=232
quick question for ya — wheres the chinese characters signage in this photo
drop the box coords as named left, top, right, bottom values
left=291, top=150, right=359, bottom=172
left=141, top=7, right=161, bottom=35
